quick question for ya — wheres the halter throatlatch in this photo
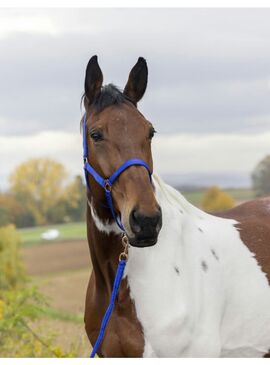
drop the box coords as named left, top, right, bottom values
left=82, top=113, right=152, bottom=231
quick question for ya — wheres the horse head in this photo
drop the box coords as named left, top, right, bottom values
left=83, top=55, right=162, bottom=247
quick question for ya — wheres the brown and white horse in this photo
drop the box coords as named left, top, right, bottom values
left=82, top=56, right=270, bottom=357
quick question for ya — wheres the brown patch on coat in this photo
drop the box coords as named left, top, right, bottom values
left=215, top=197, right=270, bottom=283
left=215, top=198, right=270, bottom=358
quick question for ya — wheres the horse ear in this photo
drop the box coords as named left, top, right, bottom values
left=123, top=57, right=148, bottom=105
left=84, top=55, right=103, bottom=105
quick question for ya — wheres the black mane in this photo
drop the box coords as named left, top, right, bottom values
left=84, top=84, right=130, bottom=113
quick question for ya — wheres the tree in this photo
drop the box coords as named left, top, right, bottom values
left=47, top=175, right=86, bottom=224
left=251, top=155, right=270, bottom=197
left=9, top=158, right=68, bottom=225
left=201, top=186, right=235, bottom=212
left=62, top=175, right=86, bottom=222
left=0, top=192, right=34, bottom=228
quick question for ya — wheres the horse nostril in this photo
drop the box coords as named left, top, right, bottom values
left=129, top=207, right=162, bottom=236
left=132, top=209, right=138, bottom=222
left=156, top=210, right=162, bottom=227
left=130, top=209, right=141, bottom=233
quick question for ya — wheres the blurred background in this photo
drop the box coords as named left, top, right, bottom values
left=1, top=8, right=270, bottom=357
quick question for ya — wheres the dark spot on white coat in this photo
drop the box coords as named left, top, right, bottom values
left=211, top=248, right=219, bottom=261
left=201, top=260, right=208, bottom=272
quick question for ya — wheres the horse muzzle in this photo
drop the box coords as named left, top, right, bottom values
left=128, top=206, right=162, bottom=247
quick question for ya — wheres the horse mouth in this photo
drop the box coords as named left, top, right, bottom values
left=128, top=237, right=158, bottom=248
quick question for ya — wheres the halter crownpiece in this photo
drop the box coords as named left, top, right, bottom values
left=82, top=113, right=152, bottom=231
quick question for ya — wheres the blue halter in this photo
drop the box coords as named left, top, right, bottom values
left=83, top=113, right=152, bottom=231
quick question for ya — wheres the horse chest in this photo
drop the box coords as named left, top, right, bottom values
left=125, top=213, right=225, bottom=357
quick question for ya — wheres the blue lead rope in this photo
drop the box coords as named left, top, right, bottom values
left=90, top=260, right=127, bottom=358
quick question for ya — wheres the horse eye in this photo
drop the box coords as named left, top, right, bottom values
left=149, top=128, right=156, bottom=139
left=90, top=131, right=103, bottom=142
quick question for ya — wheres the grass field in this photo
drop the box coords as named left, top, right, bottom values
left=19, top=222, right=87, bottom=247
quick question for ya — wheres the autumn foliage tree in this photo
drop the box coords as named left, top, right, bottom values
left=9, top=158, right=68, bottom=226
left=0, top=193, right=34, bottom=228
left=201, top=186, right=235, bottom=212
left=7, top=158, right=86, bottom=227
left=47, top=175, right=86, bottom=224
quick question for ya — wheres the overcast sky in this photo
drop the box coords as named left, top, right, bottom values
left=1, top=8, right=270, bottom=189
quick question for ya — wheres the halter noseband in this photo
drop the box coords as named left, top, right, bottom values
left=82, top=113, right=152, bottom=231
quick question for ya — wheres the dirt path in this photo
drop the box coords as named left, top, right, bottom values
left=22, top=240, right=90, bottom=275
left=38, top=269, right=90, bottom=315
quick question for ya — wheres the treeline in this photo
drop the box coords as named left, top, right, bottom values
left=0, top=158, right=86, bottom=228
left=2, top=154, right=270, bottom=229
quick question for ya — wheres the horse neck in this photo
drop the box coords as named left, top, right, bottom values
left=125, top=174, right=238, bottom=298
left=125, top=174, right=214, bottom=285
left=86, top=196, right=123, bottom=292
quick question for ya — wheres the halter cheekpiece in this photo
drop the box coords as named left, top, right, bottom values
left=83, top=113, right=152, bottom=231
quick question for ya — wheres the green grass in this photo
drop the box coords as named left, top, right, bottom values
left=182, top=188, right=255, bottom=208
left=181, top=190, right=207, bottom=207
left=18, top=221, right=86, bottom=247
left=225, top=188, right=255, bottom=201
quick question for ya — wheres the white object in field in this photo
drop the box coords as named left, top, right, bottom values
left=41, top=229, right=59, bottom=240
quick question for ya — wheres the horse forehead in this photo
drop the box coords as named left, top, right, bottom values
left=101, top=104, right=147, bottom=130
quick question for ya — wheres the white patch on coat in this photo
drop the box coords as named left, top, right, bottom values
left=88, top=200, right=121, bottom=235
left=123, top=174, right=270, bottom=358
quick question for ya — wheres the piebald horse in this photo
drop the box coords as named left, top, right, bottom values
left=83, top=56, right=270, bottom=357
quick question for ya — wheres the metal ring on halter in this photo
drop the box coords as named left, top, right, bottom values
left=104, top=180, right=112, bottom=192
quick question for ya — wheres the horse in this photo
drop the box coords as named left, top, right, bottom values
left=82, top=55, right=270, bottom=357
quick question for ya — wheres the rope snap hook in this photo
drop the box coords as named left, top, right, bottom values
left=119, top=234, right=129, bottom=262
